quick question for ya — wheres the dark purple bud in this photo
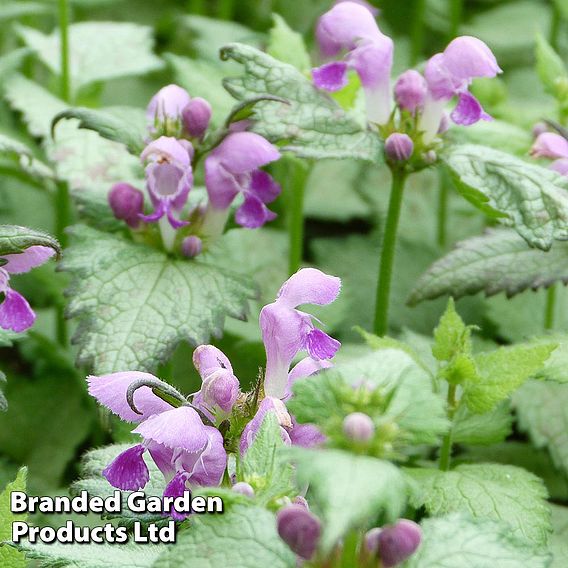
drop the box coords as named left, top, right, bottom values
left=181, top=236, right=202, bottom=258
left=394, top=70, right=427, bottom=113
left=364, top=527, right=383, bottom=554
left=108, top=183, right=144, bottom=228
left=343, top=412, right=375, bottom=441
left=385, top=133, right=414, bottom=162
left=232, top=482, right=255, bottom=497
left=182, top=97, right=212, bottom=139
left=277, top=504, right=321, bottom=560
left=378, top=520, right=422, bottom=567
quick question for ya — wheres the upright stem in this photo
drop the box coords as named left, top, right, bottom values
left=439, top=384, right=457, bottom=471
left=287, top=159, right=309, bottom=275
left=449, top=0, right=462, bottom=38
left=373, top=169, right=407, bottom=336
left=217, top=0, right=234, bottom=19
left=437, top=168, right=450, bottom=248
left=58, top=0, right=71, bottom=102
left=410, top=0, right=426, bottom=64
left=550, top=1, right=561, bottom=51
left=545, top=285, right=557, bottom=330
left=187, top=0, right=206, bottom=14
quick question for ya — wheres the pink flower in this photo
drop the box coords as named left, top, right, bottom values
left=531, top=132, right=568, bottom=177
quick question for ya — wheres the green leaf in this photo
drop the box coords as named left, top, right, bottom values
left=61, top=225, right=256, bottom=373
left=16, top=22, right=162, bottom=94
left=463, top=342, right=556, bottom=413
left=267, top=14, right=311, bottom=72
left=442, top=144, right=568, bottom=251
left=514, top=380, right=568, bottom=475
left=0, top=2, right=51, bottom=21
left=16, top=542, right=165, bottom=568
left=409, top=229, right=568, bottom=304
left=52, top=106, right=147, bottom=155
left=165, top=54, right=235, bottom=129
left=221, top=43, right=381, bottom=161
left=0, top=225, right=60, bottom=258
left=406, top=513, right=551, bottom=568
left=72, top=444, right=167, bottom=526
left=0, top=133, right=54, bottom=182
left=535, top=33, right=567, bottom=98
left=550, top=505, right=568, bottom=568
left=407, top=464, right=551, bottom=546
left=0, top=467, right=27, bottom=568
left=291, top=448, right=407, bottom=552
left=432, top=298, right=474, bottom=362
left=334, top=348, right=449, bottom=444
left=531, top=334, right=568, bottom=383
left=153, top=505, right=295, bottom=568
left=238, top=413, right=295, bottom=506
left=452, top=402, right=513, bottom=446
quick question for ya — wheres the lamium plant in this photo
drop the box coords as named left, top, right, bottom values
left=1, top=1, right=568, bottom=567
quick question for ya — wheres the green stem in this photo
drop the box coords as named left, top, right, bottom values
left=217, top=0, right=234, bottom=19
left=373, top=169, right=407, bottom=336
left=550, top=1, right=561, bottom=51
left=187, top=0, right=206, bottom=14
left=410, top=0, right=426, bottom=64
left=437, top=168, right=450, bottom=248
left=58, top=0, right=71, bottom=102
left=439, top=384, right=457, bottom=471
left=55, top=182, right=71, bottom=346
left=287, top=160, right=309, bottom=275
left=545, top=285, right=557, bottom=330
left=449, top=0, right=463, bottom=38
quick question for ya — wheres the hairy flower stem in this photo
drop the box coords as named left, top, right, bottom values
left=287, top=159, right=309, bottom=275
left=373, top=169, right=407, bottom=336
left=439, top=384, right=457, bottom=471
left=437, top=168, right=450, bottom=248
left=58, top=0, right=71, bottom=102
left=545, top=285, right=557, bottom=330
left=410, top=0, right=426, bottom=64
left=550, top=1, right=561, bottom=51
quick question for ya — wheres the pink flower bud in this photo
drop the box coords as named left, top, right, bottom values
left=181, top=236, right=202, bottom=258
left=277, top=504, right=321, bottom=560
left=394, top=70, right=427, bottom=112
left=384, top=133, right=414, bottom=162
left=108, top=183, right=144, bottom=228
left=201, top=368, right=240, bottom=414
left=182, top=97, right=212, bottom=139
left=532, top=122, right=548, bottom=139
left=232, top=482, right=254, bottom=497
left=343, top=412, right=375, bottom=441
left=378, top=520, right=422, bottom=567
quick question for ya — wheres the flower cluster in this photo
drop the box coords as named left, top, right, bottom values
left=0, top=245, right=56, bottom=332
left=312, top=1, right=501, bottom=166
left=108, top=84, right=282, bottom=254
left=87, top=268, right=340, bottom=518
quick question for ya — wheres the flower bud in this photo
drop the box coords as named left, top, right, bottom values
left=182, top=97, right=212, bottom=139
left=364, top=526, right=382, bottom=554
left=378, top=520, right=422, bottom=567
left=147, top=84, right=191, bottom=126
left=182, top=236, right=202, bottom=258
left=343, top=412, right=375, bottom=442
left=385, top=133, right=414, bottom=162
left=277, top=504, right=321, bottom=560
left=232, top=482, right=254, bottom=497
left=201, top=368, right=240, bottom=414
left=394, top=70, right=427, bottom=113
left=108, top=183, right=144, bottom=228
left=532, top=122, right=548, bottom=139
left=293, top=496, right=310, bottom=510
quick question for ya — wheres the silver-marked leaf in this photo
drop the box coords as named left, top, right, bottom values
left=409, top=229, right=568, bottom=304
left=407, top=464, right=551, bottom=546
left=550, top=504, right=568, bottom=568
left=514, top=380, right=568, bottom=476
left=0, top=133, right=54, bottom=182
left=290, top=448, right=407, bottom=552
left=0, top=225, right=60, bottom=258
left=442, top=144, right=568, bottom=251
left=16, top=22, right=163, bottom=93
left=61, top=225, right=256, bottom=373
left=406, top=513, right=551, bottom=568
left=153, top=505, right=295, bottom=568
left=52, top=107, right=147, bottom=155
left=221, top=43, right=381, bottom=161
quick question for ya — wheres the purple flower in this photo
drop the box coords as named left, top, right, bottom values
left=192, top=345, right=240, bottom=417
left=288, top=416, right=326, bottom=448
left=181, top=236, right=203, bottom=258
left=420, top=36, right=501, bottom=142
left=204, top=132, right=281, bottom=230
left=182, top=97, right=212, bottom=139
left=531, top=133, right=568, bottom=177
left=376, top=520, right=422, bottom=567
left=108, top=183, right=144, bottom=228
left=0, top=245, right=56, bottom=332
left=394, top=70, right=427, bottom=113
left=385, top=133, right=414, bottom=162
left=140, top=136, right=194, bottom=229
left=232, top=481, right=255, bottom=497
left=277, top=504, right=321, bottom=560
left=260, top=268, right=341, bottom=398
left=147, top=84, right=191, bottom=134
left=313, top=1, right=393, bottom=124
left=240, top=397, right=292, bottom=454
